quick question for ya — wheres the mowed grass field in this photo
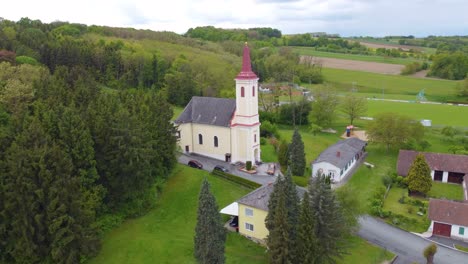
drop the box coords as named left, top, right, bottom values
left=89, top=165, right=267, bottom=264
left=293, top=47, right=421, bottom=65
left=89, top=164, right=394, bottom=264
left=320, top=68, right=460, bottom=102
left=366, top=100, right=468, bottom=127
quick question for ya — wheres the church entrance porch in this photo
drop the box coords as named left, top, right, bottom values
left=225, top=153, right=231, bottom=162
left=254, top=148, right=260, bottom=163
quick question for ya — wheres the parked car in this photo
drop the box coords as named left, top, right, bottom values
left=267, top=163, right=276, bottom=175
left=213, top=165, right=228, bottom=173
left=229, top=216, right=238, bottom=229
left=188, top=160, right=203, bottom=169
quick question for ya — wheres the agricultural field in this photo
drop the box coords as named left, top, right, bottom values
left=318, top=68, right=460, bottom=102
left=294, top=47, right=421, bottom=65
left=309, top=56, right=405, bottom=75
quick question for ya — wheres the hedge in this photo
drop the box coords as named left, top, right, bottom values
left=211, top=170, right=261, bottom=189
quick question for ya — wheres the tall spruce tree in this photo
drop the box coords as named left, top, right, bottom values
left=266, top=167, right=299, bottom=264
left=407, top=153, right=432, bottom=196
left=290, top=129, right=306, bottom=176
left=194, top=178, right=226, bottom=264
left=309, top=173, right=348, bottom=263
left=267, top=188, right=292, bottom=264
left=297, top=191, right=317, bottom=264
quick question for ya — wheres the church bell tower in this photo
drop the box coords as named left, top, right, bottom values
left=230, top=43, right=261, bottom=164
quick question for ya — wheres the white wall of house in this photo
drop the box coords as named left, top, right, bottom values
left=312, top=162, right=341, bottom=182
left=312, top=155, right=359, bottom=182
left=428, top=221, right=468, bottom=241
left=451, top=224, right=468, bottom=240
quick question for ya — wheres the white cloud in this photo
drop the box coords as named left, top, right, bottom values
left=2, top=0, right=468, bottom=36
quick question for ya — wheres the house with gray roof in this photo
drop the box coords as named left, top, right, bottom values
left=220, top=182, right=306, bottom=242
left=174, top=44, right=262, bottom=164
left=311, top=138, right=367, bottom=183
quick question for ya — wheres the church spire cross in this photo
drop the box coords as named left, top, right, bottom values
left=236, top=43, right=258, bottom=80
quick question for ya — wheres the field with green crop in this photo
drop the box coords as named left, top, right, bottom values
left=318, top=68, right=460, bottom=102
left=293, top=47, right=420, bottom=65
left=366, top=100, right=468, bottom=127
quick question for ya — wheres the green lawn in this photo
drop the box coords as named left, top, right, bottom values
left=455, top=244, right=468, bottom=252
left=292, top=47, right=420, bottom=65
left=346, top=146, right=398, bottom=209
left=340, top=236, right=394, bottom=264
left=320, top=68, right=460, bottom=102
left=428, top=182, right=464, bottom=200
left=260, top=143, right=277, bottom=162
left=366, top=100, right=468, bottom=127
left=89, top=165, right=267, bottom=264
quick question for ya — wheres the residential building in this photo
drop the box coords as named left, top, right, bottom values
left=174, top=43, right=261, bottom=164
left=428, top=199, right=468, bottom=240
left=311, top=138, right=367, bottom=182
left=397, top=150, right=468, bottom=184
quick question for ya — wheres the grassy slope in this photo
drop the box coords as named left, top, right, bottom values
left=293, top=47, right=419, bottom=65
left=320, top=68, right=460, bottom=102
left=89, top=165, right=267, bottom=264
left=366, top=100, right=468, bottom=127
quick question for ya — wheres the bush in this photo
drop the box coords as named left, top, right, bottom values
left=211, top=170, right=261, bottom=189
left=382, top=174, right=393, bottom=187
left=246, top=161, right=252, bottom=171
left=407, top=206, right=414, bottom=214
left=16, top=55, right=39, bottom=65
left=260, top=137, right=266, bottom=145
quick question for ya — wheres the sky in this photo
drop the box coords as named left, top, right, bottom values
left=3, top=0, right=468, bottom=37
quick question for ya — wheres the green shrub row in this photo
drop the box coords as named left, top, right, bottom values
left=211, top=170, right=261, bottom=189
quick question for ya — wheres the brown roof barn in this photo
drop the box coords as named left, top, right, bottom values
left=428, top=199, right=468, bottom=227
left=397, top=150, right=468, bottom=176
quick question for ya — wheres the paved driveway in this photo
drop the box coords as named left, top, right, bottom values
left=358, top=216, right=467, bottom=264
left=177, top=153, right=277, bottom=185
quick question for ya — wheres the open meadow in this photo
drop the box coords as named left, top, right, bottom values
left=89, top=164, right=394, bottom=264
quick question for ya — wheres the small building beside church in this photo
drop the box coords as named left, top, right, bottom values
left=174, top=44, right=261, bottom=164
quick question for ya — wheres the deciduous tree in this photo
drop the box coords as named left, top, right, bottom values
left=367, top=112, right=424, bottom=152
left=340, top=94, right=367, bottom=125
left=311, top=86, right=339, bottom=127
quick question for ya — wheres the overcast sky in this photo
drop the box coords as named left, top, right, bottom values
left=3, top=0, right=468, bottom=37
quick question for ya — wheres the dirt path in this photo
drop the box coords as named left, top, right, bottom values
left=308, top=56, right=404, bottom=75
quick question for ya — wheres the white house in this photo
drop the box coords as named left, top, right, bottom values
left=174, top=43, right=261, bottom=164
left=311, top=138, right=367, bottom=182
left=397, top=150, right=468, bottom=184
left=428, top=198, right=468, bottom=241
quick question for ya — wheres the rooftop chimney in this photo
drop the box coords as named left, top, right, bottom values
left=337, top=151, right=341, bottom=157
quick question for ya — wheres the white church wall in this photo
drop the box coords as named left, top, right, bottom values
left=191, top=124, right=231, bottom=161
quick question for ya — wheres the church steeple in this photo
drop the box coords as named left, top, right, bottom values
left=236, top=43, right=258, bottom=80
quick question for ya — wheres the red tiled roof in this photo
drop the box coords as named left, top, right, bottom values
left=397, top=150, right=468, bottom=176
left=428, top=199, right=468, bottom=226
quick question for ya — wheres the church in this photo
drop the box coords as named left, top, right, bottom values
left=174, top=43, right=261, bottom=164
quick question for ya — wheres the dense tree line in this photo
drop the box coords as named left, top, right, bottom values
left=0, top=59, right=176, bottom=262
left=185, top=26, right=281, bottom=43
left=266, top=170, right=358, bottom=263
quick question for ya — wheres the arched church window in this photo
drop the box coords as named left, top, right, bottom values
left=241, top=87, right=245, bottom=97
left=214, top=136, right=218, bottom=147
left=198, top=134, right=203, bottom=145
left=252, top=86, right=255, bottom=97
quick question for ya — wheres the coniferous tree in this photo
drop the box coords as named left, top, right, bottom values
left=309, top=173, right=348, bottom=263
left=290, top=129, right=305, bottom=176
left=277, top=140, right=290, bottom=167
left=194, top=178, right=226, bottom=264
left=266, top=167, right=299, bottom=264
left=407, top=153, right=432, bottom=196
left=297, top=191, right=317, bottom=264
left=267, top=188, right=292, bottom=264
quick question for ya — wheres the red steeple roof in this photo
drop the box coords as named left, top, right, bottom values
left=236, top=43, right=258, bottom=80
